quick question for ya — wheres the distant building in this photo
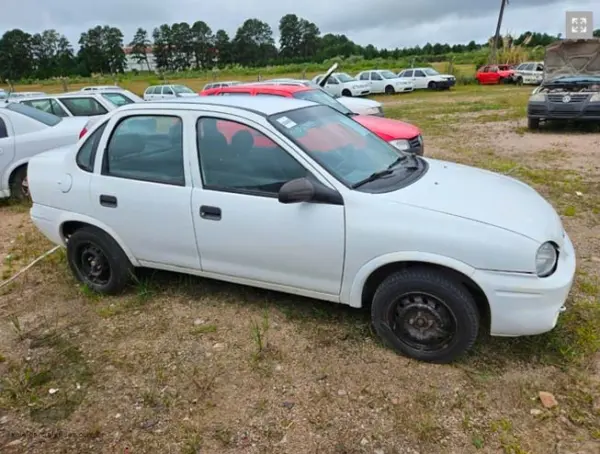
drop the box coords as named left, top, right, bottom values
left=123, top=46, right=157, bottom=72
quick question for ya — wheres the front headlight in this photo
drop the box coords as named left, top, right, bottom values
left=529, top=92, right=546, bottom=102
left=535, top=242, right=558, bottom=277
left=389, top=139, right=410, bottom=151
left=590, top=92, right=600, bottom=102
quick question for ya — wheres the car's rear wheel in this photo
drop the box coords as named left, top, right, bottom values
left=371, top=267, right=480, bottom=364
left=9, top=166, right=29, bottom=202
left=66, top=226, right=133, bottom=294
left=341, top=89, right=352, bottom=97
left=516, top=76, right=523, bottom=85
left=527, top=117, right=540, bottom=130
left=428, top=81, right=438, bottom=90
left=384, top=85, right=395, bottom=95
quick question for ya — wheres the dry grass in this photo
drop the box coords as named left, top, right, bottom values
left=1, top=85, right=599, bottom=454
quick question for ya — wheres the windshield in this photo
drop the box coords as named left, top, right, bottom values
left=336, top=73, right=355, bottom=83
left=293, top=89, right=353, bottom=115
left=380, top=70, right=398, bottom=79
left=172, top=85, right=194, bottom=94
left=269, top=105, right=411, bottom=187
left=423, top=68, right=440, bottom=76
left=4, top=102, right=62, bottom=126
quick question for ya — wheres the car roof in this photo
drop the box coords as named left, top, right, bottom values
left=207, top=84, right=313, bottom=95
left=120, top=95, right=317, bottom=116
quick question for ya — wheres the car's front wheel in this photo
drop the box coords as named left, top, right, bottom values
left=371, top=267, right=480, bottom=364
left=527, top=117, right=540, bottom=130
left=384, top=85, right=395, bottom=95
left=342, top=89, right=352, bottom=97
left=66, top=226, right=133, bottom=294
left=9, top=166, right=29, bottom=202
left=428, top=81, right=438, bottom=90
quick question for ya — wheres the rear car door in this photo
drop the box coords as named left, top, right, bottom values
left=89, top=111, right=200, bottom=269
left=370, top=71, right=385, bottom=93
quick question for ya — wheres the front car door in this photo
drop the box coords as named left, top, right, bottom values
left=370, top=71, right=385, bottom=93
left=89, top=111, right=200, bottom=269
left=162, top=86, right=175, bottom=99
left=189, top=111, right=345, bottom=296
left=325, top=76, right=341, bottom=97
left=413, top=70, right=428, bottom=89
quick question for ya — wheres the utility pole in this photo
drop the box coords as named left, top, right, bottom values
left=490, top=0, right=508, bottom=64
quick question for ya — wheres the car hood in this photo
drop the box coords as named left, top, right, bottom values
left=354, top=114, right=420, bottom=140
left=543, top=39, right=600, bottom=83
left=177, top=92, right=200, bottom=97
left=381, top=158, right=564, bottom=244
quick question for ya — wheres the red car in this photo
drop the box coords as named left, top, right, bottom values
left=200, top=84, right=424, bottom=155
left=475, top=64, right=516, bottom=84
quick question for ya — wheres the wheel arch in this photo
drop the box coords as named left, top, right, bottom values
left=346, top=254, right=491, bottom=328
left=59, top=216, right=140, bottom=267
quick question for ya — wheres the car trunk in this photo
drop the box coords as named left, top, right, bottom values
left=543, top=39, right=600, bottom=83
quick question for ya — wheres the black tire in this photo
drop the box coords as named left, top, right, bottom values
left=527, top=117, right=540, bottom=130
left=371, top=267, right=480, bottom=364
left=516, top=76, right=523, bottom=86
left=428, top=81, right=437, bottom=90
left=341, top=89, right=352, bottom=97
left=9, top=166, right=29, bottom=202
left=66, top=226, right=133, bottom=294
left=384, top=85, right=395, bottom=95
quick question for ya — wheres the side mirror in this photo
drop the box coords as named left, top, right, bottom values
left=278, top=178, right=315, bottom=204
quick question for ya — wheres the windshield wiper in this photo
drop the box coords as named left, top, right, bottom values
left=351, top=169, right=394, bottom=189
left=386, top=155, right=409, bottom=169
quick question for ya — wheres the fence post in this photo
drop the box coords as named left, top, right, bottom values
left=61, top=78, right=68, bottom=92
left=302, top=69, right=306, bottom=79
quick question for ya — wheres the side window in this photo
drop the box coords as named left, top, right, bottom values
left=103, top=115, right=184, bottom=186
left=523, top=63, right=533, bottom=71
left=162, top=86, right=174, bottom=95
left=414, top=70, right=425, bottom=77
left=22, top=99, right=52, bottom=113
left=196, top=117, right=307, bottom=195
left=0, top=117, right=8, bottom=138
left=404, top=70, right=413, bottom=77
left=328, top=76, right=339, bottom=85
left=76, top=121, right=108, bottom=172
left=371, top=72, right=383, bottom=81
left=359, top=72, right=369, bottom=80
left=59, top=97, right=109, bottom=116
left=101, top=93, right=135, bottom=107
left=481, top=66, right=489, bottom=72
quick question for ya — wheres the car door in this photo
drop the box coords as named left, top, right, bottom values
left=190, top=113, right=345, bottom=296
left=325, top=76, right=341, bottom=97
left=369, top=71, right=384, bottom=93
left=162, top=86, right=175, bottom=99
left=0, top=112, right=16, bottom=188
left=89, top=111, right=200, bottom=269
left=413, top=70, right=428, bottom=89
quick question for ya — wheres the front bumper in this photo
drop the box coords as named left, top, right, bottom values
left=528, top=100, right=600, bottom=120
left=472, top=233, right=576, bottom=337
left=351, top=87, right=371, bottom=96
left=396, top=84, right=414, bottom=92
left=444, top=78, right=456, bottom=87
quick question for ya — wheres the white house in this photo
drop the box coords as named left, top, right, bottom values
left=123, top=46, right=157, bottom=72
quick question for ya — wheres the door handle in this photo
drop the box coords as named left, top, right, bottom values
left=200, top=205, right=221, bottom=220
left=99, top=194, right=117, bottom=208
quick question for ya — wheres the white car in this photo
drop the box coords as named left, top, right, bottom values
left=397, top=68, right=455, bottom=90
left=0, top=102, right=88, bottom=200
left=27, top=96, right=576, bottom=364
left=13, top=91, right=143, bottom=118
left=143, top=84, right=199, bottom=101
left=355, top=70, right=415, bottom=95
left=251, top=78, right=384, bottom=116
left=202, top=81, right=242, bottom=90
left=514, top=62, right=544, bottom=85
left=311, top=72, right=371, bottom=97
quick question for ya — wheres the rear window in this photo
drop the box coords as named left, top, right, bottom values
left=4, top=102, right=62, bottom=126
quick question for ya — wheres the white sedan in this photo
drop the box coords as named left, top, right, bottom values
left=311, top=72, right=371, bottom=97
left=0, top=102, right=88, bottom=200
left=27, top=96, right=576, bottom=363
left=355, top=70, right=415, bottom=94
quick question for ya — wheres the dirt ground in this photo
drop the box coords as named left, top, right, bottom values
left=0, top=85, right=599, bottom=454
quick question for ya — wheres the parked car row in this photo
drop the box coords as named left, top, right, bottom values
left=19, top=94, right=576, bottom=365
left=475, top=61, right=544, bottom=85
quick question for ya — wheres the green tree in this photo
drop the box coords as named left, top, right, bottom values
left=55, top=36, right=75, bottom=76
left=31, top=30, right=61, bottom=79
left=232, top=19, right=277, bottom=66
left=129, top=28, right=152, bottom=72
left=279, top=14, right=303, bottom=60
left=171, top=22, right=194, bottom=70
left=191, top=21, right=214, bottom=69
left=102, top=26, right=126, bottom=73
left=214, top=29, right=232, bottom=67
left=593, top=29, right=600, bottom=37
left=299, top=18, right=320, bottom=60
left=0, top=29, right=33, bottom=81
left=152, top=24, right=174, bottom=72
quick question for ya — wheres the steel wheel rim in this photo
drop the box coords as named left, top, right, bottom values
left=76, top=242, right=111, bottom=287
left=21, top=177, right=30, bottom=198
left=387, top=292, right=457, bottom=352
